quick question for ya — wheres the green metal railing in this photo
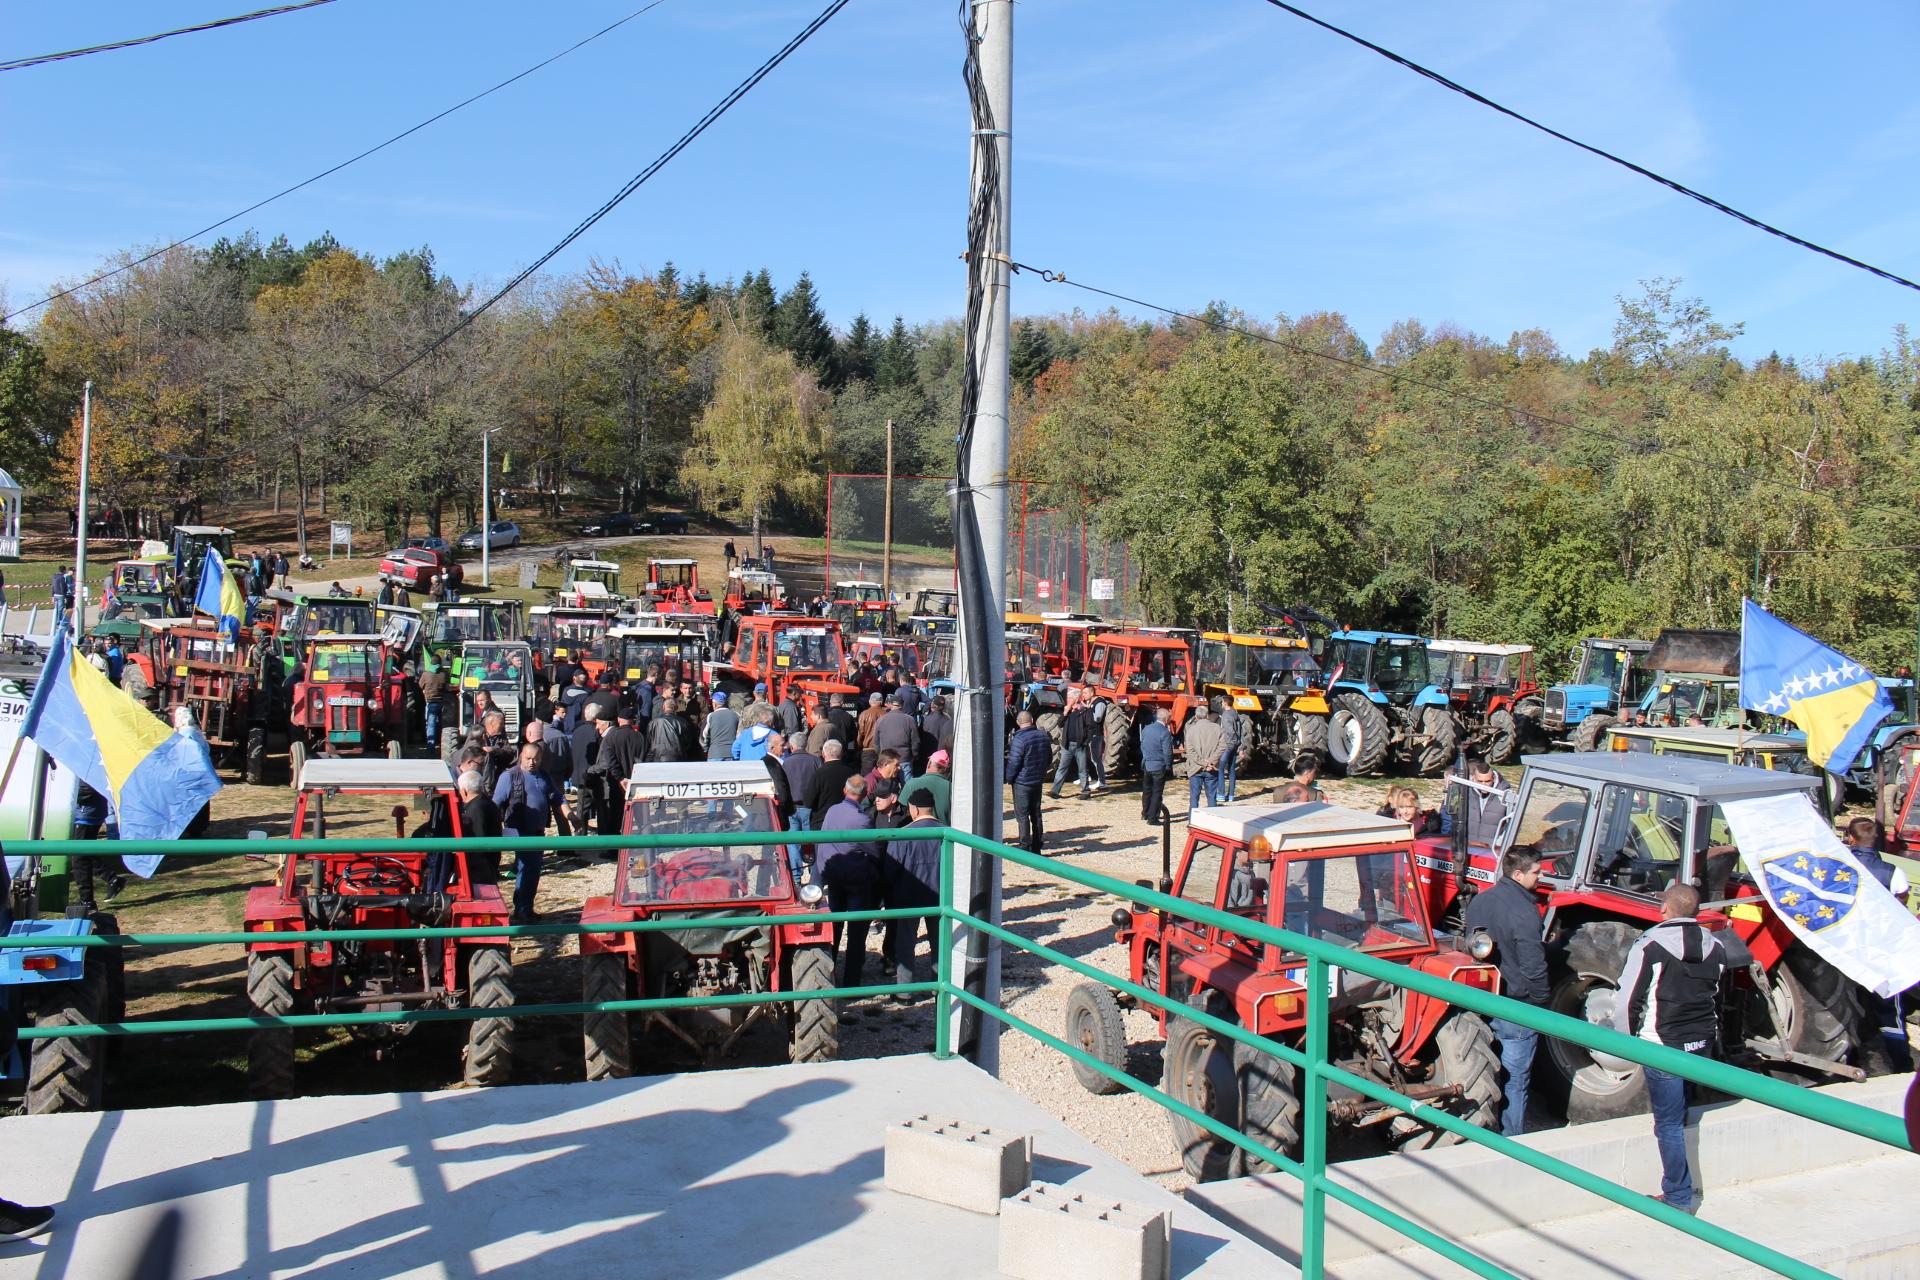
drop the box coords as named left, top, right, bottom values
left=4, top=825, right=1912, bottom=1278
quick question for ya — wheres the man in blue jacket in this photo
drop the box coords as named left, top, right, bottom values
left=883, top=792, right=944, bottom=994
left=816, top=774, right=880, bottom=990
left=1138, top=706, right=1173, bottom=822
left=1006, top=710, right=1053, bottom=855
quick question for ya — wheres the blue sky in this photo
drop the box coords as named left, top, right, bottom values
left=4, top=0, right=1917, bottom=362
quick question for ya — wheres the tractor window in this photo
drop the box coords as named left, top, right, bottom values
left=1088, top=646, right=1110, bottom=679
left=1197, top=642, right=1229, bottom=685
left=773, top=627, right=840, bottom=672
left=436, top=608, right=485, bottom=645
left=1511, top=778, right=1590, bottom=879
left=309, top=643, right=375, bottom=682
left=1175, top=837, right=1231, bottom=913
left=1168, top=652, right=1190, bottom=692
left=1251, top=647, right=1317, bottom=686
left=1064, top=630, right=1086, bottom=668
left=618, top=796, right=788, bottom=903
left=1374, top=643, right=1429, bottom=692
left=1279, top=851, right=1427, bottom=951
left=1588, top=785, right=1688, bottom=896
left=1692, top=803, right=1742, bottom=900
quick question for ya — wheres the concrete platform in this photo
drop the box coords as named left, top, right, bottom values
left=0, top=1055, right=1281, bottom=1279
left=1186, top=1074, right=1920, bottom=1279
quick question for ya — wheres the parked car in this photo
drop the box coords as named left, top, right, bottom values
left=638, top=512, right=689, bottom=535
left=406, top=535, right=453, bottom=556
left=457, top=521, right=522, bottom=552
left=577, top=512, right=638, bottom=537
left=379, top=547, right=464, bottom=592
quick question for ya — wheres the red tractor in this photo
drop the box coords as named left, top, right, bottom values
left=1080, top=631, right=1199, bottom=779
left=611, top=624, right=709, bottom=690
left=1036, top=613, right=1102, bottom=681
left=716, top=614, right=859, bottom=709
left=827, top=581, right=896, bottom=636
left=527, top=604, right=619, bottom=685
left=579, top=762, right=839, bottom=1076
left=1428, top=640, right=1546, bottom=764
left=1413, top=751, right=1889, bottom=1123
left=1068, top=802, right=1502, bottom=1179
left=286, top=634, right=409, bottom=782
left=243, top=759, right=515, bottom=1095
left=850, top=635, right=927, bottom=683
left=645, top=558, right=716, bottom=616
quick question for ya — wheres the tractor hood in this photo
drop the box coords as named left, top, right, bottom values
left=1645, top=628, right=1740, bottom=677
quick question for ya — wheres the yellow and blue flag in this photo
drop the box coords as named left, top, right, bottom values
left=193, top=546, right=244, bottom=642
left=1740, top=598, right=1895, bottom=777
left=19, top=629, right=222, bottom=849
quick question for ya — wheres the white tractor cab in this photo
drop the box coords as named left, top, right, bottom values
left=1602, top=723, right=1843, bottom=817
left=610, top=625, right=708, bottom=688
left=562, top=558, right=622, bottom=604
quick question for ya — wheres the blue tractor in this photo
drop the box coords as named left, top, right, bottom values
left=1539, top=637, right=1653, bottom=752
left=1319, top=630, right=1458, bottom=775
left=0, top=865, right=123, bottom=1112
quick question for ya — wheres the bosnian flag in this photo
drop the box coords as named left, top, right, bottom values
left=1739, top=599, right=1895, bottom=778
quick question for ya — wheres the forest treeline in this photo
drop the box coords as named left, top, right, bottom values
left=3, top=234, right=1918, bottom=672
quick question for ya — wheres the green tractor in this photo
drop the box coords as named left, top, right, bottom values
left=421, top=599, right=526, bottom=681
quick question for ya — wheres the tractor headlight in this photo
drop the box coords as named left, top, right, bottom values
left=1467, top=928, right=1496, bottom=961
left=799, top=881, right=824, bottom=904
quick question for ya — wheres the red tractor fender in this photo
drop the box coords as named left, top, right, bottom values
left=450, top=890, right=511, bottom=947
left=577, top=897, right=636, bottom=956
left=243, top=885, right=306, bottom=954
left=767, top=902, right=835, bottom=948
left=1410, top=834, right=1468, bottom=921
left=1717, top=883, right=1793, bottom=970
left=1396, top=952, right=1500, bottom=1062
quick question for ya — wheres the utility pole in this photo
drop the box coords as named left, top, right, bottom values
left=481, top=426, right=498, bottom=590
left=882, top=418, right=896, bottom=602
left=73, top=380, right=93, bottom=643
left=948, top=0, right=1011, bottom=1073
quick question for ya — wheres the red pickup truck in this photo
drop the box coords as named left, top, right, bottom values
left=379, top=547, right=464, bottom=592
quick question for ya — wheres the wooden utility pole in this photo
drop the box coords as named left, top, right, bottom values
left=882, top=418, right=895, bottom=601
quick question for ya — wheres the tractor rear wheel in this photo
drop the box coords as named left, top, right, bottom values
left=1544, top=921, right=1644, bottom=1122
left=1231, top=1035, right=1301, bottom=1174
left=581, top=951, right=633, bottom=1081
left=1760, top=945, right=1872, bottom=1078
left=1416, top=706, right=1459, bottom=775
left=386, top=739, right=403, bottom=760
left=1163, top=1012, right=1241, bottom=1182
left=1036, top=710, right=1064, bottom=756
left=1391, top=1012, right=1502, bottom=1150
left=440, top=727, right=459, bottom=762
left=1327, top=692, right=1390, bottom=776
left=788, top=945, right=839, bottom=1064
left=122, top=663, right=151, bottom=708
left=1571, top=714, right=1615, bottom=754
left=27, top=952, right=109, bottom=1113
left=462, top=944, right=515, bottom=1087
left=1100, top=704, right=1132, bottom=780
left=246, top=952, right=297, bottom=1100
left=1289, top=710, right=1329, bottom=765
left=1064, top=983, right=1128, bottom=1094
left=288, top=739, right=308, bottom=790
left=1485, top=709, right=1519, bottom=765
left=245, top=726, right=267, bottom=785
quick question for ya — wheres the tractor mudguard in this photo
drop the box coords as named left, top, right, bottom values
left=1289, top=692, right=1330, bottom=715
left=1413, top=686, right=1451, bottom=709
left=450, top=893, right=511, bottom=947
left=244, top=886, right=305, bottom=954
left=1237, top=970, right=1307, bottom=1037
left=1394, top=953, right=1500, bottom=1062
left=577, top=898, right=635, bottom=956
left=0, top=918, right=93, bottom=987
left=767, top=901, right=835, bottom=947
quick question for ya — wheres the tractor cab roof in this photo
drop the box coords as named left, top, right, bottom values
left=1519, top=751, right=1820, bottom=801
left=1331, top=630, right=1424, bottom=644
left=297, top=758, right=456, bottom=792
left=1583, top=637, right=1652, bottom=651
left=624, top=760, right=776, bottom=798
left=1040, top=611, right=1102, bottom=622
left=1201, top=631, right=1311, bottom=648
left=651, top=558, right=697, bottom=567
left=1605, top=725, right=1805, bottom=752
left=610, top=625, right=704, bottom=640
left=568, top=558, right=619, bottom=571
left=1428, top=639, right=1532, bottom=657
left=1191, top=802, right=1412, bottom=851
left=172, top=524, right=234, bottom=536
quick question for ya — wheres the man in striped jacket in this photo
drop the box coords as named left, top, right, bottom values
left=1613, top=883, right=1728, bottom=1215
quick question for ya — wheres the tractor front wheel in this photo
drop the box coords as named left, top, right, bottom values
left=245, top=726, right=268, bottom=785
left=27, top=952, right=109, bottom=1113
left=386, top=739, right=403, bottom=760
left=581, top=951, right=633, bottom=1081
left=1289, top=710, right=1329, bottom=766
left=288, top=738, right=308, bottom=790
left=1064, top=983, right=1128, bottom=1094
left=1232, top=1034, right=1301, bottom=1174
left=1163, top=1012, right=1241, bottom=1182
left=440, top=727, right=459, bottom=762
left=1391, top=1012, right=1502, bottom=1150
left=1544, top=921, right=1645, bottom=1122
left=1100, top=704, right=1132, bottom=781
left=788, top=945, right=839, bottom=1064
left=1327, top=692, right=1390, bottom=776
left=246, top=951, right=297, bottom=1100
left=1036, top=710, right=1064, bottom=757
left=1484, top=709, right=1519, bottom=765
left=1571, top=714, right=1615, bottom=754
left=462, top=945, right=515, bottom=1087
left=1416, top=706, right=1460, bottom=775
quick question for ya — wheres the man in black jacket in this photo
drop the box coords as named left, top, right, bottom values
left=1050, top=695, right=1095, bottom=799
left=1005, top=711, right=1053, bottom=854
left=1463, top=844, right=1548, bottom=1136
left=805, top=740, right=858, bottom=817
left=1614, top=883, right=1727, bottom=1214
left=883, top=793, right=943, bottom=995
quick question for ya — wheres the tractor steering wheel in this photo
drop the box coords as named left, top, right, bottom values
left=338, top=857, right=416, bottom=892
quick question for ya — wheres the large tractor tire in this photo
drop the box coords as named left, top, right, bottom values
left=1512, top=697, right=1546, bottom=753
left=386, top=739, right=404, bottom=760
left=1544, top=921, right=1646, bottom=1122
left=462, top=944, right=515, bottom=1088
left=1327, top=692, right=1391, bottom=777
left=440, top=727, right=460, bottom=762
left=1289, top=710, right=1329, bottom=764
left=1231, top=1034, right=1301, bottom=1175
left=1571, top=713, right=1615, bottom=755
left=246, top=951, right=297, bottom=1100
left=1762, top=945, right=1873, bottom=1078
left=1391, top=1012, right=1503, bottom=1151
left=788, top=945, right=840, bottom=1064
left=581, top=951, right=633, bottom=1082
left=1416, top=706, right=1460, bottom=776
left=1100, top=704, right=1133, bottom=781
left=1064, top=983, right=1128, bottom=1094
left=1163, top=1012, right=1241, bottom=1182
left=122, top=663, right=152, bottom=708
left=245, top=726, right=268, bottom=785
left=27, top=952, right=110, bottom=1113
left=287, top=738, right=308, bottom=790
left=1036, top=710, right=1064, bottom=756
left=1484, top=709, right=1519, bottom=766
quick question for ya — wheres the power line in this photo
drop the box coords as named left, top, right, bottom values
left=1258, top=0, right=1920, bottom=296
left=289, top=0, right=852, bottom=437
left=1010, top=260, right=1830, bottom=500
left=4, top=1, right=676, bottom=324
left=0, top=1, right=340, bottom=73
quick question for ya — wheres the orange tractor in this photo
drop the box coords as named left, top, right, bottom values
left=645, top=558, right=717, bottom=616
left=715, top=614, right=859, bottom=709
left=1080, top=630, right=1199, bottom=779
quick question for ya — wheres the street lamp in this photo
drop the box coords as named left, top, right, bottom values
left=73, top=380, right=93, bottom=643
left=481, top=426, right=502, bottom=590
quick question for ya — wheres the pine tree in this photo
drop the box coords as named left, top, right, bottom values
left=773, top=271, right=835, bottom=377
left=875, top=315, right=917, bottom=390
left=738, top=268, right=777, bottom=338
left=685, top=271, right=713, bottom=308
left=837, top=313, right=877, bottom=385
left=1009, top=319, right=1055, bottom=389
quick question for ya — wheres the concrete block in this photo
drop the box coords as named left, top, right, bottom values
left=883, top=1114, right=1031, bottom=1214
left=998, top=1181, right=1171, bottom=1280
